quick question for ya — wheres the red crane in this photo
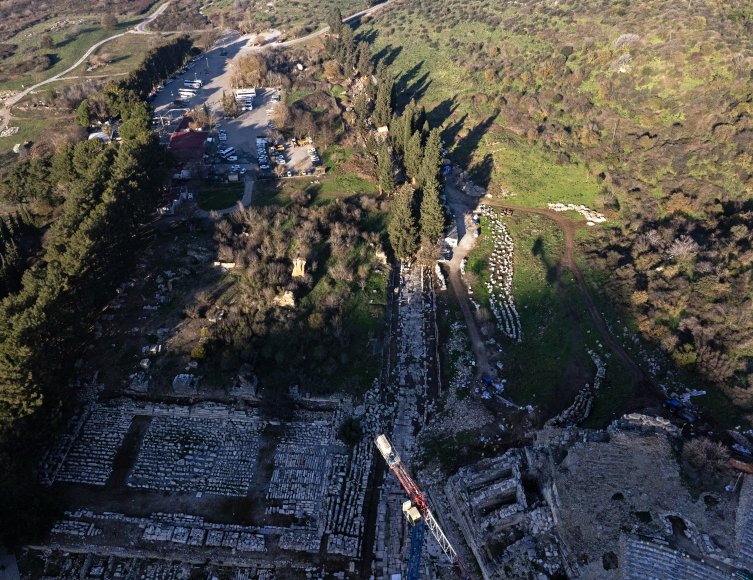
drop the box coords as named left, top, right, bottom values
left=375, top=434, right=473, bottom=580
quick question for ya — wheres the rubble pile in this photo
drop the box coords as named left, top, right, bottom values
left=547, top=203, right=606, bottom=224
left=127, top=416, right=263, bottom=496
left=55, top=409, right=134, bottom=485
left=544, top=349, right=606, bottom=427
left=478, top=206, right=522, bottom=341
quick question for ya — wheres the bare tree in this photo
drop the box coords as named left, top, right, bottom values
left=667, top=235, right=700, bottom=259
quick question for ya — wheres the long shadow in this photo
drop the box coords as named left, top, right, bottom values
left=454, top=112, right=498, bottom=187
left=374, top=44, right=402, bottom=67
left=355, top=29, right=379, bottom=45
left=400, top=71, right=431, bottom=106
left=532, top=237, right=557, bottom=284
left=427, top=98, right=458, bottom=127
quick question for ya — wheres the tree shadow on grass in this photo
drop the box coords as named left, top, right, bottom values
left=454, top=112, right=499, bottom=187
left=374, top=44, right=402, bottom=68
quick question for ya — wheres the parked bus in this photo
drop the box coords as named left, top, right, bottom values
left=235, top=89, right=256, bottom=98
left=184, top=81, right=202, bottom=88
left=179, top=90, right=196, bottom=98
left=219, top=147, right=236, bottom=158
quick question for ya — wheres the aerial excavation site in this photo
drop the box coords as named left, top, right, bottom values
left=1, top=0, right=753, bottom=580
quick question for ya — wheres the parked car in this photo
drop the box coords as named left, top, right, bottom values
left=259, top=164, right=270, bottom=169
left=227, top=155, right=238, bottom=161
left=231, top=165, right=240, bottom=171
left=188, top=192, right=194, bottom=201
left=240, top=168, right=247, bottom=175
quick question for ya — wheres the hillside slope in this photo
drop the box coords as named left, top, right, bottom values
left=358, top=0, right=753, bottom=419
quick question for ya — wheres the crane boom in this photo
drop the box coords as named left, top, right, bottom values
left=375, top=435, right=472, bottom=580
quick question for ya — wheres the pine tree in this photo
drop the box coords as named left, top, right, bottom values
left=377, top=142, right=394, bottom=195
left=325, top=35, right=335, bottom=57
left=421, top=120, right=430, bottom=144
left=373, top=75, right=394, bottom=128
left=405, top=131, right=424, bottom=180
left=388, top=184, right=418, bottom=261
left=419, top=174, right=446, bottom=244
left=75, top=100, right=91, bottom=128
left=417, top=128, right=442, bottom=189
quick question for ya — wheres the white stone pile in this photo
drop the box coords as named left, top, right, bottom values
left=545, top=349, right=606, bottom=427
left=479, top=206, right=522, bottom=341
left=279, top=530, right=320, bottom=553
left=127, top=416, right=262, bottom=496
left=435, top=263, right=447, bottom=290
left=51, top=520, right=90, bottom=536
left=547, top=203, right=606, bottom=224
left=56, top=409, right=134, bottom=485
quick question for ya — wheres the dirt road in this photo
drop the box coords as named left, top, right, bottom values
left=486, top=201, right=651, bottom=386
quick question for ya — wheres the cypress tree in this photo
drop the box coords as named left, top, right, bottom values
left=377, top=141, right=394, bottom=195
left=402, top=101, right=416, bottom=155
left=357, top=42, right=374, bottom=76
left=373, top=75, right=394, bottom=128
left=405, top=131, right=424, bottom=180
left=75, top=100, right=91, bottom=128
left=419, top=174, right=446, bottom=244
left=417, top=128, right=442, bottom=189
left=389, top=113, right=404, bottom=156
left=328, top=7, right=343, bottom=36
left=388, top=184, right=418, bottom=261
left=366, top=133, right=377, bottom=155
left=354, top=91, right=368, bottom=121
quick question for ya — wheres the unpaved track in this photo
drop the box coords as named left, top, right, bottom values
left=486, top=201, right=650, bottom=385
left=448, top=226, right=491, bottom=380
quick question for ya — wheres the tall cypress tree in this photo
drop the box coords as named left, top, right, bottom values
left=373, top=75, right=394, bottom=128
left=357, top=42, right=374, bottom=76
left=419, top=174, right=446, bottom=244
left=402, top=100, right=416, bottom=155
left=390, top=113, right=404, bottom=156
left=417, top=128, right=442, bottom=189
left=328, top=7, right=343, bottom=36
left=388, top=184, right=418, bottom=261
left=377, top=141, right=394, bottom=195
left=405, top=131, right=424, bottom=180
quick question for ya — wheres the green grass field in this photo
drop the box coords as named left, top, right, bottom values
left=0, top=15, right=146, bottom=90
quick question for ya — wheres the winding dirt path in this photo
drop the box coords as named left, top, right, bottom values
left=486, top=201, right=651, bottom=386
left=448, top=225, right=491, bottom=380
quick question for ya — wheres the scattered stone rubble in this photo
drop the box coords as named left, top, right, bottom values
left=478, top=206, right=522, bottom=341
left=547, top=202, right=606, bottom=224
left=545, top=349, right=606, bottom=427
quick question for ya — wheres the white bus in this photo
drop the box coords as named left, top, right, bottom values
left=179, top=90, right=196, bottom=98
left=235, top=89, right=256, bottom=98
left=184, top=80, right=202, bottom=88
left=219, top=147, right=236, bottom=158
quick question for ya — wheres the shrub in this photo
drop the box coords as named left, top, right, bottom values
left=683, top=437, right=730, bottom=486
left=101, top=14, right=118, bottom=29
left=191, top=345, right=207, bottom=360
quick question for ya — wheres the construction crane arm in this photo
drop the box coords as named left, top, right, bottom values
left=375, top=435, right=473, bottom=580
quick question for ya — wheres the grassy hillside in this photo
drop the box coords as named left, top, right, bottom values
left=357, top=0, right=753, bottom=420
